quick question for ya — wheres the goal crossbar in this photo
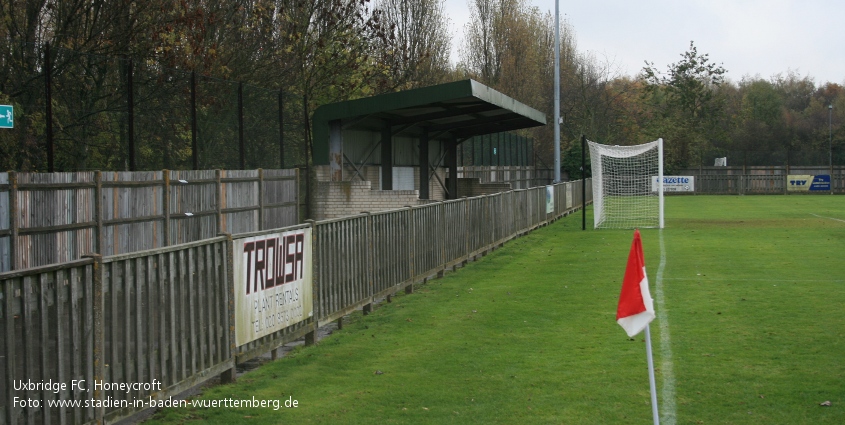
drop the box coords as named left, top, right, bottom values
left=587, top=138, right=664, bottom=229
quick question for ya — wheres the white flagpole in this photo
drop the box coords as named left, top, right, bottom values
left=644, top=324, right=660, bottom=425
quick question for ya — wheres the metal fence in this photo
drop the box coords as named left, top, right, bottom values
left=0, top=169, right=299, bottom=272
left=1, top=179, right=592, bottom=425
left=1, top=43, right=308, bottom=173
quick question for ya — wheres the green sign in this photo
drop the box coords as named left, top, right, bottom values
left=0, top=105, right=12, bottom=128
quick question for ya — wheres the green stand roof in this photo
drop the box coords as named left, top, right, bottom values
left=312, top=79, right=546, bottom=165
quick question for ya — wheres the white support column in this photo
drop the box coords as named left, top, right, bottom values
left=658, top=138, right=664, bottom=229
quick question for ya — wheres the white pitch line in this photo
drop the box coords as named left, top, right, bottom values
left=655, top=229, right=676, bottom=425
left=664, top=277, right=844, bottom=283
left=810, top=213, right=845, bottom=223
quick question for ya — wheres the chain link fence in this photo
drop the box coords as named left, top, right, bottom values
left=1, top=43, right=308, bottom=172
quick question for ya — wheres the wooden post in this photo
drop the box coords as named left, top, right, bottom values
left=406, top=206, right=415, bottom=294
left=83, top=253, right=106, bottom=423
left=258, top=169, right=265, bottom=231
left=94, top=171, right=103, bottom=255
left=463, top=197, right=469, bottom=266
left=218, top=232, right=237, bottom=383
left=362, top=212, right=373, bottom=315
left=438, top=204, right=446, bottom=278
left=304, top=220, right=318, bottom=346
left=9, top=171, right=17, bottom=270
left=163, top=170, right=171, bottom=246
left=216, top=170, right=223, bottom=234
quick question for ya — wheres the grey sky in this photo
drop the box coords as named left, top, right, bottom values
left=443, top=0, right=845, bottom=85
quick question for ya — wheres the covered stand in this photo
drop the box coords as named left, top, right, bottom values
left=312, top=80, right=546, bottom=200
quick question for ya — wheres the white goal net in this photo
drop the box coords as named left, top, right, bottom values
left=587, top=138, right=664, bottom=229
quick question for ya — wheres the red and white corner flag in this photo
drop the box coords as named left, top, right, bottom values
left=617, top=229, right=655, bottom=337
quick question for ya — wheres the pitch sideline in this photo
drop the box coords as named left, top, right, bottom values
left=810, top=213, right=845, bottom=223
left=655, top=229, right=677, bottom=425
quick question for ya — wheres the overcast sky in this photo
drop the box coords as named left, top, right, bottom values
left=443, top=0, right=845, bottom=85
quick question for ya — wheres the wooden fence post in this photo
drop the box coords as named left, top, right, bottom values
left=304, top=220, right=318, bottom=345
left=463, top=197, right=469, bottom=266
left=94, top=171, right=103, bottom=255
left=218, top=232, right=237, bottom=383
left=216, top=170, right=223, bottom=233
left=362, top=212, right=373, bottom=315
left=258, top=169, right=265, bottom=231
left=163, top=170, right=171, bottom=246
left=406, top=206, right=415, bottom=294
left=82, top=253, right=106, bottom=424
left=438, top=203, right=446, bottom=278
left=9, top=171, right=17, bottom=270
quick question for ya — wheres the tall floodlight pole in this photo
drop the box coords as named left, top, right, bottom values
left=553, top=0, right=561, bottom=183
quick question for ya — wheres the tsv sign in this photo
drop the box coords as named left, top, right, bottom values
left=652, top=176, right=695, bottom=192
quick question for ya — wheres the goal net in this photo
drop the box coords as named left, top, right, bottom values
left=587, top=138, right=664, bottom=229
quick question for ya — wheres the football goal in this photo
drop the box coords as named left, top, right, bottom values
left=587, top=138, right=664, bottom=229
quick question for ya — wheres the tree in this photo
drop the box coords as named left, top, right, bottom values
left=373, top=0, right=451, bottom=89
left=641, top=41, right=728, bottom=171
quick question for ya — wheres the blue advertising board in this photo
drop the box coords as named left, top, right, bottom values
left=787, top=175, right=830, bottom=192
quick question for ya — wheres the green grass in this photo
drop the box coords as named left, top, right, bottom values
left=148, top=195, right=845, bottom=424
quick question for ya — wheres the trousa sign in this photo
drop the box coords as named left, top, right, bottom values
left=233, top=228, right=313, bottom=346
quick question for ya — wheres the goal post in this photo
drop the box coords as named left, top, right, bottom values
left=587, top=138, right=664, bottom=229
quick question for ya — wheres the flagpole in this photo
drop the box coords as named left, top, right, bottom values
left=644, top=324, right=660, bottom=425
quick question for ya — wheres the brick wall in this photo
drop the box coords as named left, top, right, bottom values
left=313, top=180, right=421, bottom=220
left=315, top=164, right=447, bottom=200
left=456, top=178, right=512, bottom=197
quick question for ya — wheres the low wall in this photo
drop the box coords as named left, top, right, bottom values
left=313, top=180, right=421, bottom=220
left=457, top=178, right=512, bottom=197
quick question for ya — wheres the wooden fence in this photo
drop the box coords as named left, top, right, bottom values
left=1, top=179, right=592, bottom=425
left=0, top=169, right=299, bottom=273
left=694, top=174, right=845, bottom=194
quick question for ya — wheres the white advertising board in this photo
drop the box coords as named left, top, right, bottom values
left=652, top=176, right=695, bottom=192
left=233, top=228, right=313, bottom=346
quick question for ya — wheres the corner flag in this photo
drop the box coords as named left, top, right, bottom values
left=616, top=229, right=655, bottom=337
left=617, top=229, right=661, bottom=425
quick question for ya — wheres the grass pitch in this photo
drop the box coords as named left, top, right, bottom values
left=149, top=195, right=845, bottom=424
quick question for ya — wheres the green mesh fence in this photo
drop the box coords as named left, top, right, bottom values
left=2, top=44, right=306, bottom=172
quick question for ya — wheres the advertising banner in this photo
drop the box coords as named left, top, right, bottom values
left=652, top=176, right=695, bottom=192
left=233, top=228, right=313, bottom=347
left=787, top=175, right=830, bottom=192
